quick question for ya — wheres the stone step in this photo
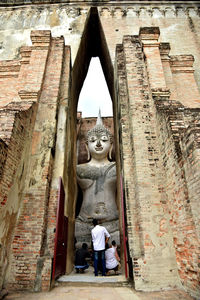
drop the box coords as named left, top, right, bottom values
left=56, top=279, right=132, bottom=288
left=56, top=267, right=132, bottom=288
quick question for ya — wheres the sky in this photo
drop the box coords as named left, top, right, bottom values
left=77, top=57, right=113, bottom=118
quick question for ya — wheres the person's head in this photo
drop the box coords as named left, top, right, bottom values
left=112, top=240, right=116, bottom=247
left=92, top=219, right=98, bottom=226
left=82, top=243, right=88, bottom=250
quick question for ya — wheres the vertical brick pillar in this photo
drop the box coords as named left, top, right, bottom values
left=160, top=43, right=177, bottom=101
left=8, top=32, right=65, bottom=292
left=46, top=45, right=71, bottom=275
left=180, top=120, right=200, bottom=297
left=0, top=31, right=51, bottom=293
left=139, top=27, right=166, bottom=90
left=116, top=34, right=180, bottom=291
left=170, top=55, right=200, bottom=107
left=181, top=122, right=200, bottom=240
left=154, top=101, right=200, bottom=298
left=18, top=30, right=51, bottom=93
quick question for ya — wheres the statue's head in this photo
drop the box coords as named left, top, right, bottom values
left=86, top=111, right=113, bottom=161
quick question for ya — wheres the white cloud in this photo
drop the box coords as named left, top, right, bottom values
left=77, top=57, right=113, bottom=117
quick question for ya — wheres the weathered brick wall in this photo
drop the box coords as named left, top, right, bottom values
left=0, top=30, right=45, bottom=292
left=0, top=29, right=69, bottom=292
left=6, top=35, right=65, bottom=292
left=169, top=55, right=200, bottom=107
left=115, top=34, right=181, bottom=291
left=0, top=140, right=7, bottom=181
left=1, top=3, right=200, bottom=91
left=99, top=5, right=200, bottom=91
left=0, top=103, right=37, bottom=291
left=155, top=100, right=200, bottom=298
left=181, top=119, right=200, bottom=240
left=46, top=45, right=71, bottom=271
left=0, top=104, right=37, bottom=205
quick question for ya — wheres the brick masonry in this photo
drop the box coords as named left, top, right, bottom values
left=116, top=34, right=180, bottom=291
left=0, top=103, right=37, bottom=290
left=155, top=101, right=200, bottom=298
left=0, top=31, right=68, bottom=292
left=115, top=27, right=200, bottom=298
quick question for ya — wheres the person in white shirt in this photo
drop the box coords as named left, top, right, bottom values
left=105, top=240, right=120, bottom=275
left=91, top=219, right=110, bottom=276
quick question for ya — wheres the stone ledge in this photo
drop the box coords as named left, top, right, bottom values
left=18, top=90, right=40, bottom=102
left=0, top=100, right=36, bottom=112
left=160, top=43, right=171, bottom=56
left=151, top=88, right=171, bottom=100
left=30, top=30, right=51, bottom=49
left=170, top=55, right=194, bottom=73
left=139, top=27, right=160, bottom=41
left=0, top=101, right=37, bottom=146
left=0, top=4, right=200, bottom=22
left=0, top=60, right=21, bottom=78
left=170, top=55, right=194, bottom=65
left=20, top=47, right=32, bottom=65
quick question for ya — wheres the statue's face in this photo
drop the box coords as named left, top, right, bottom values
left=88, top=133, right=111, bottom=159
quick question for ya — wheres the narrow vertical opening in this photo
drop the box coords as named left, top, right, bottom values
left=64, top=7, right=123, bottom=276
left=76, top=56, right=113, bottom=216
left=77, top=57, right=113, bottom=118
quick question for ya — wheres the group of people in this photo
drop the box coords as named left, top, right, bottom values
left=75, top=219, right=120, bottom=276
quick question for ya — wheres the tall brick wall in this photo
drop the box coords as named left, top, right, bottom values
left=0, top=30, right=70, bottom=292
left=115, top=34, right=181, bottom=291
left=0, top=140, right=7, bottom=181
left=0, top=31, right=54, bottom=292
left=46, top=45, right=71, bottom=274
left=7, top=36, right=66, bottom=291
left=155, top=100, right=200, bottom=298
left=0, top=103, right=37, bottom=291
left=181, top=120, right=200, bottom=240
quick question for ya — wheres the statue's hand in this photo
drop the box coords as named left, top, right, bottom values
left=77, top=176, right=94, bottom=190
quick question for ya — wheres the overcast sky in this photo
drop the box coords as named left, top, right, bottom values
left=77, top=57, right=113, bottom=118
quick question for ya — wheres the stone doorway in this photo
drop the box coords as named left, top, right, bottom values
left=63, top=7, right=125, bottom=278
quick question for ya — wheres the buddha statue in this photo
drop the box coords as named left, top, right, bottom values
left=75, top=112, right=119, bottom=247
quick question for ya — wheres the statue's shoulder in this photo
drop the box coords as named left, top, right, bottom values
left=108, top=161, right=116, bottom=167
left=77, top=163, right=87, bottom=174
left=76, top=163, right=93, bottom=178
left=77, top=163, right=87, bottom=170
left=105, top=161, right=116, bottom=177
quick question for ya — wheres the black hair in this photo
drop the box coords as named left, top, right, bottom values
left=112, top=240, right=116, bottom=246
left=82, top=243, right=88, bottom=250
left=92, top=219, right=98, bottom=226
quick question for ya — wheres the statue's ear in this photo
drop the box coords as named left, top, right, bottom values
left=108, top=144, right=113, bottom=160
left=85, top=143, right=91, bottom=161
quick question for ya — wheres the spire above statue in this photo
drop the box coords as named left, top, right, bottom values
left=96, top=108, right=103, bottom=126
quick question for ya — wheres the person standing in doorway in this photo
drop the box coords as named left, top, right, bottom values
left=91, top=219, right=110, bottom=276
